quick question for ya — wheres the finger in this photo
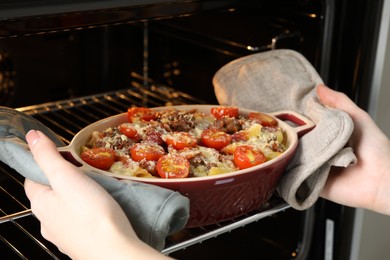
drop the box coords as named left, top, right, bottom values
left=316, top=84, right=361, bottom=119
left=24, top=179, right=58, bottom=242
left=26, top=130, right=86, bottom=190
left=24, top=178, right=57, bottom=227
left=24, top=178, right=52, bottom=202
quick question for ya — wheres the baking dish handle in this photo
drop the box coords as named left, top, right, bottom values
left=269, top=110, right=315, bottom=137
left=57, top=146, right=84, bottom=167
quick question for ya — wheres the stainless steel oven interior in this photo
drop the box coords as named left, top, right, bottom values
left=0, top=0, right=383, bottom=259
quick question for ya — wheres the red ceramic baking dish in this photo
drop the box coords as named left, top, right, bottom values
left=58, top=105, right=315, bottom=227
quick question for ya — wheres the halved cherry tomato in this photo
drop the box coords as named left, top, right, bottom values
left=233, top=145, right=266, bottom=170
left=211, top=106, right=239, bottom=119
left=127, top=107, right=156, bottom=123
left=130, top=143, right=165, bottom=162
left=165, top=132, right=198, bottom=150
left=201, top=128, right=231, bottom=150
left=248, top=112, right=277, bottom=127
left=156, top=154, right=190, bottom=178
left=80, top=147, right=115, bottom=171
left=118, top=123, right=139, bottom=139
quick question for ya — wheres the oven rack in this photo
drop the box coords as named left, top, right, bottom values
left=1, top=72, right=290, bottom=258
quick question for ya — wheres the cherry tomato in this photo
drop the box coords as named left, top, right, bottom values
left=80, top=147, right=115, bottom=171
left=118, top=123, right=139, bottom=139
left=130, top=143, right=165, bottom=162
left=201, top=128, right=231, bottom=150
left=233, top=145, right=266, bottom=170
left=248, top=112, right=277, bottom=127
left=211, top=106, right=239, bottom=119
left=127, top=107, right=156, bottom=123
left=165, top=132, right=198, bottom=150
left=156, top=154, right=190, bottom=178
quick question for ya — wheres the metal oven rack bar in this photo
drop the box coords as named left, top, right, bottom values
left=0, top=72, right=290, bottom=258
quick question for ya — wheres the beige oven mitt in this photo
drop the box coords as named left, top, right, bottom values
left=213, top=49, right=357, bottom=210
left=0, top=106, right=189, bottom=251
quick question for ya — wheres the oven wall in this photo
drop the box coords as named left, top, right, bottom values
left=0, top=25, right=145, bottom=108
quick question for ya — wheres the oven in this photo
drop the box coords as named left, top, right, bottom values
left=0, top=0, right=384, bottom=259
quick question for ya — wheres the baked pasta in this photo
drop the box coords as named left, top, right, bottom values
left=80, top=106, right=287, bottom=179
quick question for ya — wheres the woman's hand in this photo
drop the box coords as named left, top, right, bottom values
left=317, top=84, right=390, bottom=215
left=24, top=130, right=168, bottom=259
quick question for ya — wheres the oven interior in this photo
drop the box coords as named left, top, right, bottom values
left=0, top=1, right=325, bottom=259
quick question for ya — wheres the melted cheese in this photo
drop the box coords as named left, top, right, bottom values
left=82, top=108, right=287, bottom=178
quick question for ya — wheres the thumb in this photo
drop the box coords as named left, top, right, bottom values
left=25, top=130, right=84, bottom=190
left=316, top=84, right=360, bottom=118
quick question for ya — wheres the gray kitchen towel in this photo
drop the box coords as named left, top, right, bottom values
left=213, top=49, right=357, bottom=210
left=0, top=106, right=189, bottom=251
